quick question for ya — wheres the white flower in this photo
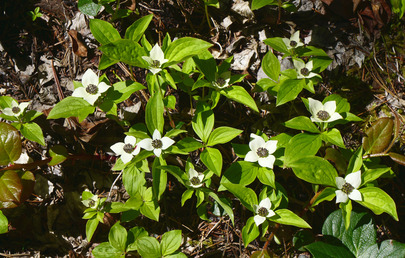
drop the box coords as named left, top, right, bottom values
left=72, top=69, right=111, bottom=105
left=138, top=129, right=175, bottom=157
left=141, top=44, right=169, bottom=74
left=253, top=198, right=276, bottom=226
left=110, top=136, right=140, bottom=164
left=245, top=134, right=277, bottom=169
left=82, top=194, right=99, bottom=209
left=212, top=71, right=231, bottom=89
left=2, top=100, right=30, bottom=117
left=293, top=59, right=318, bottom=79
left=308, top=98, right=343, bottom=123
left=282, top=31, right=304, bottom=50
left=186, top=168, right=204, bottom=188
left=335, top=170, right=363, bottom=203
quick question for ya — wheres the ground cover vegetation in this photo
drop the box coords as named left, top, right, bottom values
left=0, top=0, right=405, bottom=256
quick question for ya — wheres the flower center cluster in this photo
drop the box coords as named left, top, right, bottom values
left=216, top=77, right=226, bottom=87
left=86, top=84, right=99, bottom=95
left=123, top=143, right=135, bottom=154
left=88, top=199, right=96, bottom=207
left=341, top=182, right=355, bottom=195
left=290, top=40, right=297, bottom=47
left=190, top=176, right=201, bottom=185
left=256, top=147, right=269, bottom=158
left=257, top=207, right=269, bottom=217
left=12, top=107, right=21, bottom=114
left=151, top=139, right=163, bottom=149
left=300, top=68, right=310, bottom=76
left=316, top=110, right=331, bottom=121
left=151, top=60, right=161, bottom=68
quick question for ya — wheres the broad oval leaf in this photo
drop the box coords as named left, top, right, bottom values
left=206, top=126, right=243, bottom=146
left=262, top=51, right=280, bottom=81
left=145, top=91, right=164, bottom=135
left=0, top=210, right=8, bottom=234
left=161, top=230, right=182, bottom=256
left=47, top=97, right=95, bottom=122
left=284, top=133, right=322, bottom=166
left=219, top=161, right=258, bottom=191
left=221, top=183, right=257, bottom=211
left=19, top=122, right=45, bottom=146
left=271, top=209, right=311, bottom=228
left=136, top=236, right=161, bottom=258
left=99, top=39, right=147, bottom=67
left=242, top=217, right=260, bottom=247
left=89, top=19, right=121, bottom=45
left=165, top=37, right=212, bottom=64
left=109, top=222, right=128, bottom=252
left=0, top=170, right=21, bottom=202
left=276, top=79, right=305, bottom=106
left=219, top=86, right=259, bottom=112
left=284, top=116, right=320, bottom=133
left=290, top=156, right=338, bottom=187
left=48, top=145, right=68, bottom=166
left=362, top=118, right=393, bottom=154
left=200, top=147, right=222, bottom=176
left=78, top=0, right=102, bottom=17
left=124, top=14, right=153, bottom=42
left=0, top=122, right=21, bottom=165
left=358, top=187, right=398, bottom=221
left=92, top=242, right=122, bottom=258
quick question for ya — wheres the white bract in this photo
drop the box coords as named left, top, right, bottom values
left=186, top=168, right=204, bottom=188
left=245, top=134, right=277, bottom=169
left=335, top=170, right=363, bottom=203
left=308, top=98, right=343, bottom=123
left=212, top=71, right=231, bottom=89
left=142, top=44, right=169, bottom=74
left=282, top=31, right=304, bottom=50
left=110, top=136, right=140, bottom=164
left=2, top=100, right=30, bottom=117
left=138, top=129, right=175, bottom=157
left=293, top=59, right=318, bottom=79
left=72, top=69, right=111, bottom=105
left=253, top=198, right=276, bottom=226
left=82, top=194, right=99, bottom=209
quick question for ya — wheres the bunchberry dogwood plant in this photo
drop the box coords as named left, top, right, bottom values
left=142, top=44, right=168, bottom=74
left=282, top=31, right=304, bottom=50
left=1, top=100, right=30, bottom=118
left=138, top=129, right=175, bottom=157
left=72, top=69, right=111, bottom=105
left=308, top=97, right=343, bottom=123
left=335, top=170, right=363, bottom=203
left=245, top=134, right=278, bottom=168
left=253, top=197, right=275, bottom=226
left=110, top=136, right=140, bottom=164
left=186, top=168, right=204, bottom=188
left=293, top=59, right=318, bottom=79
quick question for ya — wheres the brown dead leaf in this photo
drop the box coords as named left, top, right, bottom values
left=68, top=30, right=88, bottom=57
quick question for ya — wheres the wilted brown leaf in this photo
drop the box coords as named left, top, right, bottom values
left=68, top=29, right=88, bottom=57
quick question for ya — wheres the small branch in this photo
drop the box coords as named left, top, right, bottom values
left=262, top=223, right=280, bottom=250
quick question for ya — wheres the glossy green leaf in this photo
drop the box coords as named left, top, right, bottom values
left=89, top=19, right=121, bottom=45
left=193, top=50, right=216, bottom=82
left=181, top=189, right=194, bottom=206
left=109, top=80, right=145, bottom=104
left=161, top=230, right=182, bottom=256
left=165, top=37, right=212, bottom=64
left=152, top=158, right=167, bottom=201
left=219, top=161, right=258, bottom=191
left=271, top=209, right=311, bottom=228
left=127, top=226, right=148, bottom=251
left=200, top=147, right=222, bottom=176
left=264, top=37, right=290, bottom=54
left=175, top=137, right=203, bottom=153
left=359, top=240, right=405, bottom=258
left=125, top=14, right=153, bottom=42
left=311, top=187, right=336, bottom=207
left=86, top=217, right=99, bottom=241
left=99, top=39, right=147, bottom=67
left=207, top=126, right=242, bottom=146
left=276, top=79, right=305, bottom=106
left=251, top=0, right=278, bottom=9
left=221, top=183, right=257, bottom=211
left=109, top=222, right=127, bottom=252
left=363, top=118, right=394, bottom=154
left=48, top=145, right=68, bottom=166
left=92, top=242, right=122, bottom=258
left=140, top=200, right=160, bottom=222
left=0, top=171, right=21, bottom=202
left=257, top=167, right=275, bottom=188
left=0, top=210, right=8, bottom=234
left=361, top=167, right=391, bottom=186
left=284, top=116, right=320, bottom=133
left=358, top=187, right=398, bottom=221
left=145, top=91, right=164, bottom=135
left=261, top=51, right=280, bottom=81
left=321, top=128, right=345, bottom=148
left=346, top=148, right=363, bottom=174
left=78, top=0, right=102, bottom=17
left=17, top=122, right=44, bottom=146
left=136, top=236, right=161, bottom=258
left=284, top=133, right=322, bottom=165
left=219, top=86, right=259, bottom=112
left=207, top=191, right=235, bottom=225
left=242, top=217, right=260, bottom=247
left=47, top=97, right=95, bottom=122
left=290, top=156, right=338, bottom=187
left=305, top=240, right=355, bottom=258
left=192, top=109, right=214, bottom=143
left=0, top=122, right=21, bottom=165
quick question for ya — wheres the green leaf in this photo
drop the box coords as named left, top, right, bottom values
left=140, top=200, right=160, bottom=221
left=264, top=37, right=290, bottom=54
left=358, top=187, right=398, bottom=221
left=86, top=217, right=99, bottom=241
left=363, top=118, right=393, bottom=154
left=125, top=14, right=153, bottom=42
left=19, top=122, right=45, bottom=146
left=346, top=148, right=363, bottom=174
left=161, top=230, right=182, bottom=256
left=92, top=242, right=123, bottom=258
left=109, top=222, right=128, bottom=252
left=276, top=79, right=305, bottom=106
left=0, top=171, right=21, bottom=202
left=0, top=210, right=8, bottom=234
left=219, top=161, right=258, bottom=191
left=271, top=209, right=311, bottom=228
left=145, top=91, right=164, bottom=135
left=200, top=147, right=222, bottom=176
left=221, top=183, right=257, bottom=211
left=261, top=51, right=280, bottom=81
left=311, top=187, right=336, bottom=207
left=0, top=122, right=22, bottom=165
left=242, top=217, right=260, bottom=247
left=175, top=137, right=203, bottom=153
left=89, top=19, right=121, bottom=45
left=284, top=133, right=322, bottom=165
left=340, top=200, right=352, bottom=230
left=109, top=80, right=145, bottom=103
left=305, top=240, right=355, bottom=258
left=127, top=226, right=148, bottom=251
left=321, top=128, right=345, bottom=148
left=251, top=0, right=278, bottom=9
left=78, top=0, right=102, bottom=16
left=99, top=39, right=147, bottom=67
left=290, top=156, right=338, bottom=187
left=207, top=191, right=235, bottom=225
left=257, top=167, right=275, bottom=188
left=219, top=86, right=259, bottom=112
left=99, top=54, right=118, bottom=70
left=359, top=240, right=405, bottom=258
left=193, top=50, right=216, bottom=82
left=159, top=165, right=187, bottom=186
left=136, top=236, right=161, bottom=258
left=181, top=189, right=194, bottom=206
left=206, top=126, right=243, bottom=146
left=284, top=116, right=320, bottom=133
left=361, top=167, right=391, bottom=186
left=192, top=109, right=214, bottom=143
left=165, top=37, right=212, bottom=65
left=0, top=96, right=15, bottom=109
left=48, top=145, right=68, bottom=166
left=47, top=97, right=95, bottom=122
left=152, top=158, right=167, bottom=201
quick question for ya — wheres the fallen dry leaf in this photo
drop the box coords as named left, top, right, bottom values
left=68, top=29, right=88, bottom=57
